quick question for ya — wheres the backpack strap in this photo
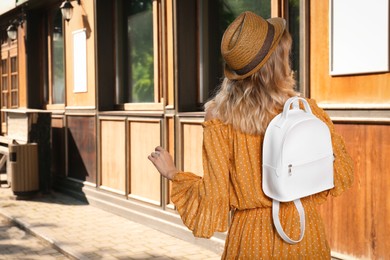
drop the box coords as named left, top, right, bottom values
left=275, top=97, right=312, bottom=128
left=272, top=199, right=305, bottom=244
left=282, top=97, right=312, bottom=117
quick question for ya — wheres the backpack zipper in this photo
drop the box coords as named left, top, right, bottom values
left=287, top=153, right=333, bottom=175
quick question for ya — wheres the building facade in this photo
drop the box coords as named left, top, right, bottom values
left=0, top=0, right=389, bottom=259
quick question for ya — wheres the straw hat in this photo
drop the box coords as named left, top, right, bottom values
left=221, top=11, right=286, bottom=80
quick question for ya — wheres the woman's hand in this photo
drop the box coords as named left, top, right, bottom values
left=148, top=146, right=178, bottom=180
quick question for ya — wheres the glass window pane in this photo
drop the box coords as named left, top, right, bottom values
left=10, top=57, right=17, bottom=73
left=125, top=0, right=154, bottom=103
left=11, top=91, right=17, bottom=107
left=11, top=75, right=17, bottom=90
left=199, top=0, right=271, bottom=104
left=223, top=0, right=270, bottom=18
left=1, top=77, right=7, bottom=91
left=52, top=10, right=65, bottom=104
left=288, top=0, right=300, bottom=91
left=2, top=94, right=7, bottom=107
left=1, top=59, right=7, bottom=74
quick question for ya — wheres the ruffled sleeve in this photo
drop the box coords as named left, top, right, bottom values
left=171, top=119, right=231, bottom=238
left=307, top=99, right=354, bottom=203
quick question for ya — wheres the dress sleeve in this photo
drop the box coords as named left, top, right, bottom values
left=307, top=99, right=354, bottom=203
left=170, top=120, right=231, bottom=238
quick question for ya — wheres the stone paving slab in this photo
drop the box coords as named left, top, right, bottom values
left=0, top=188, right=221, bottom=260
left=0, top=214, right=70, bottom=259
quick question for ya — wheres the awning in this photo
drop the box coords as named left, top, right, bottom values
left=0, top=0, right=28, bottom=16
left=16, top=0, right=29, bottom=6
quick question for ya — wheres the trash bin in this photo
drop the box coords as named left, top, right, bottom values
left=9, top=143, right=39, bottom=196
left=4, top=109, right=51, bottom=193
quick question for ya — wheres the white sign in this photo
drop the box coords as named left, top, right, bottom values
left=0, top=0, right=15, bottom=15
left=73, top=29, right=87, bottom=93
left=330, top=0, right=389, bottom=75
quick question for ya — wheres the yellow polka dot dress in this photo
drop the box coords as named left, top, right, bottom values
left=171, top=99, right=354, bottom=259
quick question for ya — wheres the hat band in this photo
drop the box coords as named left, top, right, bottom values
left=234, top=22, right=275, bottom=76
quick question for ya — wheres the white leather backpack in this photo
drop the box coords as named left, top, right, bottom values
left=262, top=96, right=334, bottom=244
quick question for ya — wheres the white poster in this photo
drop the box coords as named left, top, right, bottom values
left=73, top=29, right=87, bottom=93
left=0, top=0, right=15, bottom=15
left=330, top=0, right=389, bottom=75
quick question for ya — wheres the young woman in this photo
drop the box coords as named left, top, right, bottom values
left=148, top=11, right=354, bottom=259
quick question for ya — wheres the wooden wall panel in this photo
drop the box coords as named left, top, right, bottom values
left=18, top=27, right=26, bottom=108
left=319, top=124, right=390, bottom=259
left=129, top=120, right=161, bottom=203
left=100, top=119, right=126, bottom=193
left=310, top=1, right=390, bottom=106
left=180, top=119, right=203, bottom=176
left=51, top=116, right=65, bottom=177
left=167, top=116, right=175, bottom=204
left=67, top=116, right=97, bottom=184
left=167, top=117, right=175, bottom=163
left=64, top=0, right=96, bottom=108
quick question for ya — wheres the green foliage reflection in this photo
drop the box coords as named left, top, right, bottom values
left=126, top=0, right=154, bottom=103
left=200, top=0, right=271, bottom=102
left=52, top=10, right=64, bottom=104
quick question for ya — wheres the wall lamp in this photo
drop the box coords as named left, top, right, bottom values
left=5, top=5, right=26, bottom=41
left=6, top=16, right=25, bottom=41
left=60, top=0, right=81, bottom=22
left=6, top=23, right=17, bottom=40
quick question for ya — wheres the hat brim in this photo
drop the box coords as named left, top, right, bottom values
left=224, top=17, right=286, bottom=80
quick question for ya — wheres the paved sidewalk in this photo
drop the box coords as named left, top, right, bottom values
left=0, top=214, right=70, bottom=259
left=0, top=187, right=221, bottom=260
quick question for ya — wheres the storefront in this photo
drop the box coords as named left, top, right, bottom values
left=0, top=0, right=388, bottom=258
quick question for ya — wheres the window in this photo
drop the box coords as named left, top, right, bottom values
left=1, top=42, right=19, bottom=132
left=48, top=9, right=65, bottom=106
left=117, top=0, right=158, bottom=105
left=198, top=0, right=271, bottom=104
left=1, top=58, right=9, bottom=110
left=1, top=50, right=18, bottom=109
left=1, top=49, right=19, bottom=109
left=0, top=57, right=8, bottom=131
left=287, top=0, right=301, bottom=92
left=10, top=56, right=18, bottom=107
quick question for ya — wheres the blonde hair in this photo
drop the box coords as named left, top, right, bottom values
left=205, top=30, right=298, bottom=135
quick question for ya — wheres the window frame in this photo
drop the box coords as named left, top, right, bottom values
left=115, top=0, right=164, bottom=111
left=284, top=0, right=310, bottom=97
left=10, top=54, right=18, bottom=108
left=0, top=41, right=19, bottom=132
left=46, top=6, right=66, bottom=110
